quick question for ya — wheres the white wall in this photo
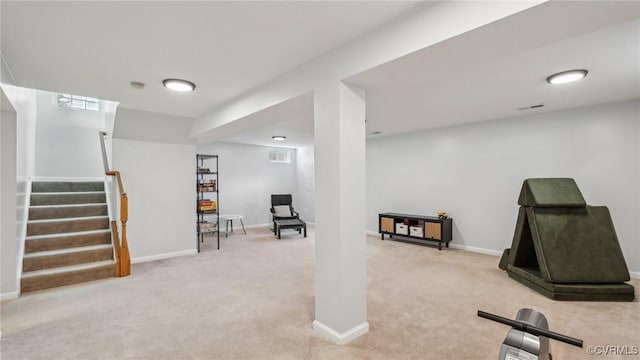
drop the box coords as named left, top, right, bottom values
left=1, top=89, right=18, bottom=298
left=110, top=109, right=198, bottom=261
left=114, top=108, right=195, bottom=145
left=112, top=139, right=196, bottom=260
left=1, top=52, right=16, bottom=86
left=366, top=100, right=640, bottom=273
left=34, top=91, right=109, bottom=177
left=1, top=85, right=37, bottom=299
left=196, top=142, right=298, bottom=226
left=295, top=145, right=315, bottom=223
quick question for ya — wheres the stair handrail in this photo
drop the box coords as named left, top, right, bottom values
left=99, top=131, right=131, bottom=277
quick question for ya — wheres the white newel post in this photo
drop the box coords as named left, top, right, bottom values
left=312, top=81, right=368, bottom=344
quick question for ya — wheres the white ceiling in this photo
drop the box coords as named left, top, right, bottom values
left=351, top=1, right=640, bottom=138
left=220, top=1, right=640, bottom=149
left=2, top=1, right=639, bottom=150
left=0, top=1, right=421, bottom=118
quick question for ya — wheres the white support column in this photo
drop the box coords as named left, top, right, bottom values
left=312, top=81, right=367, bottom=345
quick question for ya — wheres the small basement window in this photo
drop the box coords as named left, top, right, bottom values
left=58, top=93, right=100, bottom=111
left=269, top=150, right=291, bottom=164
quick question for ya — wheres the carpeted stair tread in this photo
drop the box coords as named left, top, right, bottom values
left=21, top=180, right=117, bottom=293
left=29, top=204, right=108, bottom=220
left=20, top=261, right=115, bottom=293
left=27, top=216, right=109, bottom=236
left=32, top=181, right=104, bottom=193
left=25, top=229, right=111, bottom=253
left=30, top=192, right=106, bottom=206
left=23, top=244, right=113, bottom=272
left=24, top=244, right=113, bottom=258
left=22, top=260, right=115, bottom=277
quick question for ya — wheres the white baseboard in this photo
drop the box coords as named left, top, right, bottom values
left=243, top=222, right=315, bottom=229
left=630, top=271, right=640, bottom=279
left=312, top=320, right=369, bottom=345
left=449, top=243, right=503, bottom=256
left=131, top=249, right=198, bottom=264
left=366, top=230, right=503, bottom=256
left=1, top=290, right=19, bottom=301
left=243, top=223, right=270, bottom=229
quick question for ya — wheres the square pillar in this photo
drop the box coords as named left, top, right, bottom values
left=312, top=81, right=368, bottom=344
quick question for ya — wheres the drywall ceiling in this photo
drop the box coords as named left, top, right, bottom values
left=203, top=93, right=314, bottom=150
left=350, top=1, right=640, bottom=138
left=0, top=1, right=420, bottom=118
left=3, top=2, right=639, bottom=150
left=216, top=1, right=640, bottom=149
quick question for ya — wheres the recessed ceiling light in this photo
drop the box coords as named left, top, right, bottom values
left=546, top=69, right=588, bottom=85
left=272, top=136, right=286, bottom=141
left=162, top=79, right=196, bottom=92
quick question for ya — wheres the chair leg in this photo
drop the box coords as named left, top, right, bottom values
left=304, top=225, right=307, bottom=237
left=240, top=218, right=246, bottom=234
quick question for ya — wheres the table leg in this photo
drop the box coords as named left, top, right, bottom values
left=278, top=226, right=281, bottom=239
left=225, top=219, right=229, bottom=238
left=304, top=225, right=307, bottom=237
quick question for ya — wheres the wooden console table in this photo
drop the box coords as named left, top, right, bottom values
left=379, top=213, right=452, bottom=250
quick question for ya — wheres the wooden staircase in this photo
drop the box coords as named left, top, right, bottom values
left=21, top=181, right=116, bottom=293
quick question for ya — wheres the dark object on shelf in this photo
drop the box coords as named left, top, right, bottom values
left=378, top=213, right=452, bottom=250
left=478, top=309, right=583, bottom=360
left=196, top=154, right=219, bottom=252
left=501, top=178, right=634, bottom=301
left=274, top=218, right=307, bottom=239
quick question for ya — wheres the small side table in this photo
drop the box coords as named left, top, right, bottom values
left=219, top=215, right=246, bottom=237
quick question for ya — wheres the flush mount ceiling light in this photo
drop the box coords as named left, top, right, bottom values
left=272, top=136, right=286, bottom=141
left=162, top=79, right=196, bottom=92
left=546, top=69, right=588, bottom=85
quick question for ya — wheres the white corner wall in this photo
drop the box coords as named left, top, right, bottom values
left=1, top=91, right=18, bottom=298
left=366, top=100, right=640, bottom=273
left=1, top=85, right=37, bottom=300
left=196, top=142, right=298, bottom=226
left=295, top=145, right=315, bottom=223
left=34, top=91, right=109, bottom=177
left=112, top=139, right=196, bottom=260
left=114, top=108, right=195, bottom=145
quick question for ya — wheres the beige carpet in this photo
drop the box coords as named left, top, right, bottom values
left=1, top=226, right=638, bottom=359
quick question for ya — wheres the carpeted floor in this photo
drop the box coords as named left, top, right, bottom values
left=1, top=226, right=638, bottom=359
